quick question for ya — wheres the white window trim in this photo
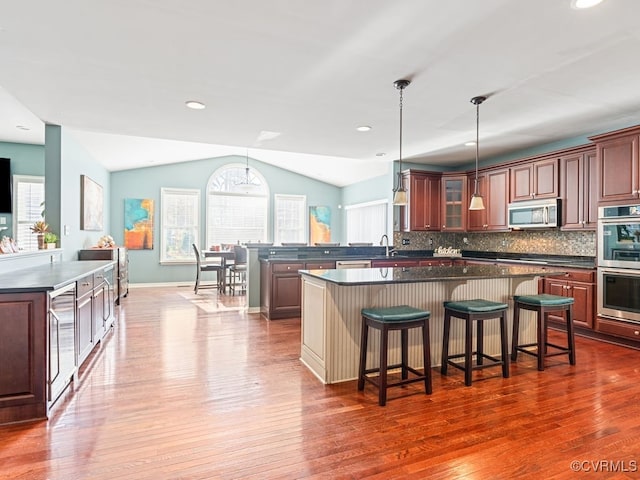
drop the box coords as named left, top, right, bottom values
left=12, top=174, right=45, bottom=251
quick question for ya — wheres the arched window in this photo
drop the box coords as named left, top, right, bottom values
left=206, top=163, right=269, bottom=247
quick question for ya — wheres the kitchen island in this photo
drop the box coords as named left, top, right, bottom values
left=299, top=264, right=564, bottom=384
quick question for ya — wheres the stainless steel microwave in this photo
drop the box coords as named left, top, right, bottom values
left=508, top=199, right=560, bottom=229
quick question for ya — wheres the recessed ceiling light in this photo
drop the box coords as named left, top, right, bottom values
left=571, top=0, right=604, bottom=9
left=356, top=125, right=372, bottom=132
left=16, top=125, right=30, bottom=131
left=376, top=152, right=386, bottom=157
left=465, top=141, right=476, bottom=147
left=185, top=100, right=206, bottom=110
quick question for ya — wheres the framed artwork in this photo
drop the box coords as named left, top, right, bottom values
left=124, top=198, right=154, bottom=249
left=309, top=206, right=331, bottom=244
left=80, top=175, right=104, bottom=231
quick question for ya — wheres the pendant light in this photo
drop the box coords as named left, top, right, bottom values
left=392, top=79, right=410, bottom=206
left=236, top=149, right=261, bottom=194
left=469, top=95, right=487, bottom=210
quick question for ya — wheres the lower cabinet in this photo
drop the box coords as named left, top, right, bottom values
left=260, top=261, right=335, bottom=319
left=542, top=269, right=595, bottom=329
left=76, top=274, right=94, bottom=365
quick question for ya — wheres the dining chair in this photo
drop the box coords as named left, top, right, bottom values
left=228, top=245, right=247, bottom=295
left=192, top=244, right=224, bottom=294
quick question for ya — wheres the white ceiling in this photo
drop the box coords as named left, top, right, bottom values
left=2, top=0, right=640, bottom=187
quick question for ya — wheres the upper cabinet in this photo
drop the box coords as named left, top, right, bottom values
left=467, top=167, right=510, bottom=231
left=591, top=127, right=640, bottom=204
left=441, top=174, right=467, bottom=231
left=400, top=170, right=441, bottom=232
left=560, top=148, right=597, bottom=230
left=510, top=157, right=559, bottom=202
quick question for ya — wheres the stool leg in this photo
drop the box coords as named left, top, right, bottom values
left=379, top=323, right=389, bottom=406
left=357, top=318, right=368, bottom=391
left=567, top=305, right=576, bottom=365
left=422, top=321, right=432, bottom=395
left=476, top=319, right=484, bottom=366
left=464, top=317, right=473, bottom=386
left=511, top=303, right=520, bottom=361
left=500, top=311, right=510, bottom=378
left=537, top=309, right=545, bottom=371
left=401, top=328, right=408, bottom=380
left=441, top=310, right=451, bottom=375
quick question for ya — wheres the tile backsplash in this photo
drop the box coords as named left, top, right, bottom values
left=394, top=230, right=596, bottom=257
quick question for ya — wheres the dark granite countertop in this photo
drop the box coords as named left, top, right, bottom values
left=0, top=260, right=115, bottom=293
left=300, top=264, right=566, bottom=286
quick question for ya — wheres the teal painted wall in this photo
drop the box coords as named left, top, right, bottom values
left=44, top=126, right=111, bottom=260
left=0, top=141, right=45, bottom=236
left=110, top=155, right=342, bottom=284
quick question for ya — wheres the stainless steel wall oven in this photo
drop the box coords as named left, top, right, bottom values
left=598, top=204, right=640, bottom=324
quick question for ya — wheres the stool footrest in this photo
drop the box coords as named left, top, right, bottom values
left=361, top=367, right=428, bottom=389
left=446, top=353, right=505, bottom=372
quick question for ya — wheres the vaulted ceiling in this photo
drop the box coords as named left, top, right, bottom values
left=2, top=0, right=640, bottom=186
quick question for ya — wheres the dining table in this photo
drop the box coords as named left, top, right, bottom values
left=203, top=250, right=236, bottom=292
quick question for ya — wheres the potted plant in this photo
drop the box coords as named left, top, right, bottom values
left=44, top=232, right=58, bottom=249
left=30, top=221, right=49, bottom=249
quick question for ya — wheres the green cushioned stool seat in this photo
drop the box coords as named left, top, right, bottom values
left=358, top=305, right=432, bottom=406
left=443, top=299, right=508, bottom=314
left=512, top=294, right=576, bottom=371
left=513, top=294, right=574, bottom=307
left=441, top=299, right=509, bottom=386
left=361, top=305, right=431, bottom=323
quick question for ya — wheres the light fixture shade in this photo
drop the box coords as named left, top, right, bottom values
left=393, top=189, right=408, bottom=206
left=469, top=194, right=485, bottom=210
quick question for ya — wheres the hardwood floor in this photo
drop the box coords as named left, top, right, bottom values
left=2, top=286, right=640, bottom=479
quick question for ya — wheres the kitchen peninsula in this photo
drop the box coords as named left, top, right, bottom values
left=299, top=264, right=564, bottom=384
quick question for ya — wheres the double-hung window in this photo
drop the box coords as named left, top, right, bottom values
left=160, top=188, right=200, bottom=263
left=12, top=175, right=45, bottom=252
left=274, top=194, right=306, bottom=244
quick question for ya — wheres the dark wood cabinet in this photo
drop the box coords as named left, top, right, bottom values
left=441, top=174, right=467, bottom=231
left=261, top=261, right=335, bottom=320
left=419, top=259, right=453, bottom=266
left=79, top=248, right=128, bottom=304
left=560, top=148, right=597, bottom=230
left=467, top=168, right=510, bottom=231
left=510, top=157, right=559, bottom=202
left=591, top=128, right=640, bottom=204
left=542, top=269, right=595, bottom=329
left=400, top=170, right=441, bottom=231
left=596, top=317, right=640, bottom=342
left=0, top=292, right=47, bottom=425
left=371, top=259, right=419, bottom=268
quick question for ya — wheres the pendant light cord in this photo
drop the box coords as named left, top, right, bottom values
left=474, top=99, right=479, bottom=195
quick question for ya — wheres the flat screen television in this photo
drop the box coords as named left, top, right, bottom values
left=0, top=158, right=11, bottom=214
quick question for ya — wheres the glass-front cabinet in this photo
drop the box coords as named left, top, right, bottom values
left=441, top=175, right=467, bottom=231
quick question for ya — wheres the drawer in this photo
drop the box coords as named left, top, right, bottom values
left=548, top=269, right=595, bottom=283
left=93, top=270, right=106, bottom=286
left=77, top=275, right=94, bottom=297
left=272, top=263, right=305, bottom=273
left=305, top=261, right=335, bottom=270
left=596, top=317, right=640, bottom=341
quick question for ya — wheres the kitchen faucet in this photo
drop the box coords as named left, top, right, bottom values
left=380, top=234, right=390, bottom=257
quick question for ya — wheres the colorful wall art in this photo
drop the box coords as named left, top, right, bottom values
left=309, top=206, right=331, bottom=245
left=124, top=198, right=154, bottom=249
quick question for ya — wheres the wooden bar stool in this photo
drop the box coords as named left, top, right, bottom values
left=441, top=299, right=509, bottom=387
left=511, top=294, right=576, bottom=371
left=358, top=306, right=432, bottom=406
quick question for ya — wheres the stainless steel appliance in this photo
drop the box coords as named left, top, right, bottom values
left=48, top=283, right=76, bottom=407
left=597, top=204, right=640, bottom=268
left=598, top=267, right=640, bottom=323
left=335, top=260, right=372, bottom=269
left=597, top=204, right=640, bottom=324
left=508, top=198, right=560, bottom=229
